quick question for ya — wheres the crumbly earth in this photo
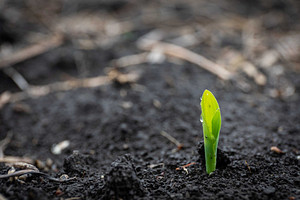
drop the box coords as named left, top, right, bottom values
left=0, top=0, right=299, bottom=199
left=0, top=59, right=299, bottom=199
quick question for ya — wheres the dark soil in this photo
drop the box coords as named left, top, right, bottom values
left=0, top=0, right=300, bottom=200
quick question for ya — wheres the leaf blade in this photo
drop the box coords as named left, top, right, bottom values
left=201, top=90, right=220, bottom=135
left=211, top=108, right=221, bottom=139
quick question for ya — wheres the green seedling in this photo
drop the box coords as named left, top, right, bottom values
left=200, top=90, right=221, bottom=174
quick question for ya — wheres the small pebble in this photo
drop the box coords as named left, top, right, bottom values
left=263, top=186, right=276, bottom=195
left=60, top=174, right=69, bottom=181
left=8, top=167, right=16, bottom=182
left=123, top=143, right=129, bottom=149
left=51, top=140, right=70, bottom=155
left=46, top=158, right=53, bottom=167
left=89, top=150, right=95, bottom=155
left=153, top=99, right=162, bottom=108
left=18, top=174, right=28, bottom=181
left=121, top=101, right=133, bottom=109
left=8, top=167, right=16, bottom=174
left=36, top=160, right=45, bottom=169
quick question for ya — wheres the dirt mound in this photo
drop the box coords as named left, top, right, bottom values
left=101, top=154, right=145, bottom=199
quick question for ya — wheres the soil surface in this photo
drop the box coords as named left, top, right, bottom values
left=0, top=0, right=300, bottom=200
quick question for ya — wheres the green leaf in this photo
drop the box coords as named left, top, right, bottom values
left=211, top=108, right=221, bottom=139
left=200, top=90, right=221, bottom=136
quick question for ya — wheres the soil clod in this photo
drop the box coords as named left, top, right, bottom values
left=102, top=154, right=145, bottom=200
left=63, top=151, right=95, bottom=176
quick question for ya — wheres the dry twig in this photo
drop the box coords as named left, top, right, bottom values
left=160, top=131, right=183, bottom=150
left=270, top=146, right=285, bottom=154
left=137, top=39, right=234, bottom=80
left=0, top=169, right=75, bottom=182
left=107, top=69, right=140, bottom=84
left=147, top=163, right=165, bottom=169
left=0, top=70, right=141, bottom=109
left=0, top=34, right=64, bottom=69
left=65, top=197, right=82, bottom=200
left=0, top=162, right=75, bottom=182
left=0, top=156, right=34, bottom=164
left=7, top=162, right=38, bottom=171
left=175, top=162, right=196, bottom=171
left=0, top=75, right=111, bottom=109
left=111, top=52, right=149, bottom=68
left=2, top=67, right=30, bottom=90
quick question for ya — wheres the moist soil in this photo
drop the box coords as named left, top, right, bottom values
left=0, top=1, right=300, bottom=200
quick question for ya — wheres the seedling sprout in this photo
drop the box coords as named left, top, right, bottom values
left=200, top=90, right=221, bottom=174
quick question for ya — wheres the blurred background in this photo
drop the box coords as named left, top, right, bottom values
left=0, top=0, right=299, bottom=97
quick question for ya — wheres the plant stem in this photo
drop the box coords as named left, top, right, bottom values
left=204, top=137, right=218, bottom=174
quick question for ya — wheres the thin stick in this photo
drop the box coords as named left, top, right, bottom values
left=27, top=76, right=111, bottom=97
left=0, top=156, right=34, bottom=164
left=2, top=67, right=30, bottom=90
left=0, top=34, right=63, bottom=69
left=65, top=197, right=82, bottom=200
left=0, top=75, right=111, bottom=108
left=176, top=162, right=196, bottom=170
left=138, top=39, right=234, bottom=80
left=0, top=71, right=140, bottom=109
left=0, top=169, right=75, bottom=182
left=160, top=131, right=183, bottom=150
left=8, top=162, right=38, bottom=171
left=270, top=146, right=285, bottom=154
left=147, top=163, right=165, bottom=169
left=111, top=52, right=149, bottom=68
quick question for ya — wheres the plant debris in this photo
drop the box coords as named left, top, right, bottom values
left=270, top=146, right=285, bottom=154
